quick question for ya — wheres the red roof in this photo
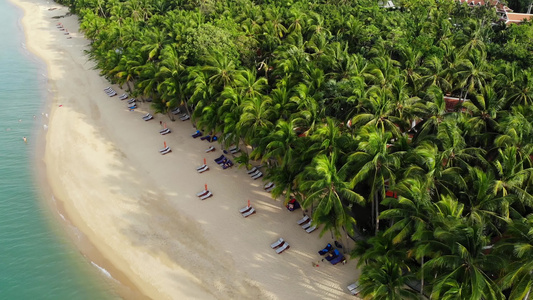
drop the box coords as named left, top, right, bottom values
left=457, top=0, right=512, bottom=12
left=505, top=12, right=533, bottom=24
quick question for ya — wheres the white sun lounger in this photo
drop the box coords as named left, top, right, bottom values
left=251, top=172, right=263, bottom=180
left=247, top=167, right=258, bottom=174
left=347, top=282, right=361, bottom=295
left=242, top=207, right=256, bottom=217
left=302, top=220, right=313, bottom=230
left=171, top=108, right=181, bottom=115
left=306, top=225, right=317, bottom=233
left=104, top=87, right=113, bottom=91
left=239, top=206, right=252, bottom=213
left=276, top=242, right=290, bottom=254
left=297, top=215, right=310, bottom=225
left=159, top=146, right=170, bottom=153
left=264, top=182, right=274, bottom=190
left=196, top=164, right=207, bottom=170
left=197, top=190, right=209, bottom=197
left=180, top=114, right=190, bottom=121
left=249, top=170, right=260, bottom=177
left=266, top=185, right=275, bottom=193
left=200, top=191, right=212, bottom=200
left=197, top=165, right=209, bottom=173
left=160, top=147, right=171, bottom=155
left=160, top=128, right=171, bottom=135
left=119, top=94, right=128, bottom=100
left=270, top=238, right=284, bottom=249
left=127, top=98, right=136, bottom=104
left=205, top=146, right=215, bottom=153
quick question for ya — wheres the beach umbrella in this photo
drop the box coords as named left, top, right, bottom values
left=164, top=141, right=167, bottom=148
left=205, top=184, right=208, bottom=191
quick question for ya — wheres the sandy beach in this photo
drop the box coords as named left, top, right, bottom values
left=11, top=0, right=360, bottom=298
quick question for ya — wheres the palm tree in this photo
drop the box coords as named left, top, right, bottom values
left=497, top=215, right=533, bottom=300
left=299, top=153, right=363, bottom=242
left=349, top=125, right=404, bottom=234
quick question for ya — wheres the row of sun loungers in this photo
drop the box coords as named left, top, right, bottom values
left=270, top=238, right=290, bottom=254
left=104, top=87, right=117, bottom=97
left=249, top=169, right=263, bottom=180
left=318, top=243, right=346, bottom=265
left=297, top=215, right=317, bottom=233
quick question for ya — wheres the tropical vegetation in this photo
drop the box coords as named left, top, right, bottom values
left=55, top=0, right=533, bottom=298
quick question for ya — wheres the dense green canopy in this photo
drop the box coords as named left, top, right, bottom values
left=58, top=0, right=533, bottom=298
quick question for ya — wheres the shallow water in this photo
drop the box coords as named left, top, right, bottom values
left=0, top=1, right=117, bottom=299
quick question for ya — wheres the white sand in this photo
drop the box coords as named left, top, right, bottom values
left=11, top=0, right=360, bottom=299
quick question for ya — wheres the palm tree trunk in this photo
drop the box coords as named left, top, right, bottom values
left=375, top=192, right=380, bottom=235
left=420, top=257, right=424, bottom=296
left=126, top=81, right=132, bottom=93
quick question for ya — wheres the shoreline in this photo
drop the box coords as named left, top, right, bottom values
left=10, top=0, right=359, bottom=299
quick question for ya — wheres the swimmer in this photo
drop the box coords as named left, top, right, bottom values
left=33, top=115, right=36, bottom=119
left=19, top=119, right=22, bottom=122
left=23, top=137, right=27, bottom=143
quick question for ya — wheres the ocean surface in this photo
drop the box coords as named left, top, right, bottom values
left=0, top=1, right=117, bottom=299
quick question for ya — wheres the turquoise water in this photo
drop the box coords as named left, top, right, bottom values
left=0, top=1, right=117, bottom=299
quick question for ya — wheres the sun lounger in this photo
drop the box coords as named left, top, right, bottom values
left=192, top=130, right=202, bottom=138
left=230, top=148, right=240, bottom=154
left=118, top=93, right=128, bottom=100
left=318, top=243, right=333, bottom=255
left=128, top=104, right=137, bottom=109
left=325, top=249, right=340, bottom=262
left=180, top=114, right=190, bottom=121
left=276, top=242, right=290, bottom=254
left=209, top=136, right=218, bottom=142
left=347, top=282, right=361, bottom=295
left=306, top=225, right=317, bottom=233
left=196, top=164, right=207, bottom=170
left=251, top=172, right=263, bottom=180
left=200, top=191, right=212, bottom=200
left=217, top=158, right=228, bottom=166
left=249, top=170, right=260, bottom=177
left=160, top=128, right=171, bottom=135
left=247, top=167, right=258, bottom=174
left=302, top=220, right=313, bottom=230
left=330, top=254, right=346, bottom=265
left=264, top=182, right=274, bottom=190
left=266, top=185, right=275, bottom=192
left=222, top=160, right=233, bottom=169
left=214, top=155, right=226, bottom=163
left=270, top=238, right=284, bottom=249
left=200, top=135, right=211, bottom=141
left=239, top=206, right=252, bottom=213
left=104, top=87, right=113, bottom=91
left=160, top=147, right=171, bottom=155
left=142, top=114, right=153, bottom=121
left=197, top=190, right=209, bottom=197
left=205, top=146, right=215, bottom=153
left=197, top=165, right=209, bottom=173
left=242, top=207, right=256, bottom=217
left=127, top=98, right=136, bottom=104
left=171, top=108, right=181, bottom=115
left=297, top=215, right=310, bottom=225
